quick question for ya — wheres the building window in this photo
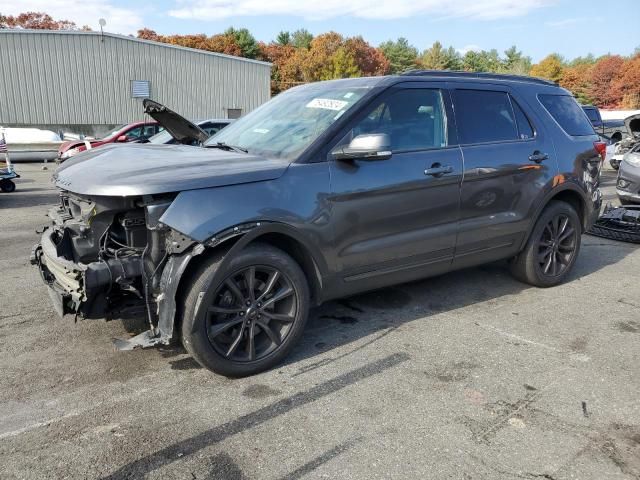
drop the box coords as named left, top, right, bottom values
left=227, top=108, right=242, bottom=119
left=131, top=80, right=151, bottom=98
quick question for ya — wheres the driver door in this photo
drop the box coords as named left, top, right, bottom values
left=328, top=83, right=463, bottom=290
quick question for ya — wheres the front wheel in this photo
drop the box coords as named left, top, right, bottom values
left=510, top=201, right=581, bottom=287
left=181, top=243, right=310, bottom=377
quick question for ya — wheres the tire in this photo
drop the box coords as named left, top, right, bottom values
left=0, top=180, right=16, bottom=193
left=510, top=201, right=582, bottom=287
left=181, top=243, right=310, bottom=377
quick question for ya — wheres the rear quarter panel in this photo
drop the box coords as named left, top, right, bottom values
left=517, top=84, right=602, bottom=230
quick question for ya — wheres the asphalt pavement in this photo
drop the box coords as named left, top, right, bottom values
left=1, top=164, right=638, bottom=479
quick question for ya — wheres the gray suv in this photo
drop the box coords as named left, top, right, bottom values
left=32, top=72, right=604, bottom=376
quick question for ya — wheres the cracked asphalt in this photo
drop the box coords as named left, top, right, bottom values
left=1, top=164, right=639, bottom=479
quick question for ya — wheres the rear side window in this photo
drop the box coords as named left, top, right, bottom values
left=539, top=94, right=595, bottom=136
left=583, top=108, right=600, bottom=123
left=453, top=90, right=518, bottom=144
left=511, top=98, right=534, bottom=140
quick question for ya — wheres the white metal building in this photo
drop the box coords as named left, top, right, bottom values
left=0, top=30, right=271, bottom=135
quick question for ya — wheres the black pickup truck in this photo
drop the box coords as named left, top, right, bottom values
left=582, top=105, right=627, bottom=143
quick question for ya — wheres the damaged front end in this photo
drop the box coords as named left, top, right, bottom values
left=30, top=191, right=199, bottom=348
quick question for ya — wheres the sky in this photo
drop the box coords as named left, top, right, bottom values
left=2, top=0, right=639, bottom=61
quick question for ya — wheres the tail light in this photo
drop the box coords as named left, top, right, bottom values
left=594, top=141, right=607, bottom=161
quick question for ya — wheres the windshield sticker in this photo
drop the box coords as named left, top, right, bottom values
left=253, top=128, right=269, bottom=134
left=306, top=98, right=349, bottom=111
left=343, top=92, right=354, bottom=99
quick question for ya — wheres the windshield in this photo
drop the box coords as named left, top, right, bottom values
left=102, top=124, right=127, bottom=140
left=205, top=83, right=370, bottom=160
left=148, top=129, right=175, bottom=144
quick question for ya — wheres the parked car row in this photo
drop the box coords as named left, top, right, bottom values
left=33, top=72, right=604, bottom=376
left=57, top=100, right=233, bottom=161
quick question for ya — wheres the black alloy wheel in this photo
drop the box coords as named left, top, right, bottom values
left=537, top=213, right=578, bottom=277
left=181, top=243, right=310, bottom=377
left=510, top=200, right=582, bottom=287
left=207, top=266, right=298, bottom=362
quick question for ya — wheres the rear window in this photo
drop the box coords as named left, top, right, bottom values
left=583, top=107, right=600, bottom=123
left=539, top=95, right=595, bottom=136
left=453, top=90, right=518, bottom=144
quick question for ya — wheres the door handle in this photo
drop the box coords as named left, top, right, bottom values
left=528, top=151, right=549, bottom=163
left=424, top=164, right=453, bottom=177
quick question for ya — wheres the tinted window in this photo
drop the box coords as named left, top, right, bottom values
left=126, top=127, right=143, bottom=139
left=511, top=97, right=534, bottom=140
left=539, top=94, right=595, bottom=136
left=202, top=122, right=229, bottom=136
left=347, top=89, right=448, bottom=151
left=453, top=90, right=518, bottom=144
left=583, top=108, right=600, bottom=123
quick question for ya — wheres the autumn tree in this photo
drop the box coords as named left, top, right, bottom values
left=379, top=38, right=418, bottom=73
left=530, top=54, right=564, bottom=82
left=136, top=29, right=243, bottom=57
left=0, top=11, right=81, bottom=30
left=259, top=41, right=299, bottom=92
left=344, top=36, right=390, bottom=76
left=560, top=63, right=593, bottom=104
left=589, top=55, right=625, bottom=107
left=610, top=54, right=640, bottom=109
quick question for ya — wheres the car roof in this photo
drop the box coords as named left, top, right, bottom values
left=399, top=70, right=558, bottom=87
left=292, top=71, right=564, bottom=93
left=126, top=120, right=158, bottom=128
left=196, top=119, right=233, bottom=124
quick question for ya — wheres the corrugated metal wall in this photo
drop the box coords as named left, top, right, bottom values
left=0, top=31, right=271, bottom=125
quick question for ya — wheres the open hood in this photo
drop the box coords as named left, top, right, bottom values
left=624, top=114, right=640, bottom=136
left=53, top=143, right=290, bottom=196
left=143, top=99, right=210, bottom=145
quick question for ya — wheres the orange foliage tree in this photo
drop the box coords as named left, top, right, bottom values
left=610, top=54, right=640, bottom=109
left=559, top=63, right=593, bottom=104
left=588, top=55, right=625, bottom=108
left=0, top=11, right=86, bottom=30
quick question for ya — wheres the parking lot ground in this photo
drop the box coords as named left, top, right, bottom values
left=1, top=164, right=639, bottom=480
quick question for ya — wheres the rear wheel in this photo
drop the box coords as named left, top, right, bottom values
left=510, top=201, right=581, bottom=287
left=0, top=180, right=16, bottom=192
left=181, top=243, right=309, bottom=377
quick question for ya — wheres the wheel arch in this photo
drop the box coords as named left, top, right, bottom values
left=520, top=184, right=590, bottom=251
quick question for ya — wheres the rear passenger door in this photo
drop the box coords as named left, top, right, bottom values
left=451, top=84, right=557, bottom=268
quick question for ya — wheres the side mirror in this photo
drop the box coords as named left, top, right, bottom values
left=116, top=134, right=129, bottom=143
left=331, top=134, right=392, bottom=161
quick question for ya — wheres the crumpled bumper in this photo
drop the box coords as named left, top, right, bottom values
left=30, top=229, right=86, bottom=317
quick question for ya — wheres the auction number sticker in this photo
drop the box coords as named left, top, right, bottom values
left=306, top=98, right=349, bottom=111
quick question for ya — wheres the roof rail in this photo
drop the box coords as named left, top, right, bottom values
left=400, top=69, right=558, bottom=86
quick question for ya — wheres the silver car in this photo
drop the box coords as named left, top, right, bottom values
left=617, top=142, right=640, bottom=204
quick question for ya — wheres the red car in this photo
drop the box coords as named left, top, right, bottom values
left=57, top=121, right=162, bottom=162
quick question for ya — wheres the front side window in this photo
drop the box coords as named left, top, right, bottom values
left=539, top=94, right=595, bottom=136
left=453, top=90, right=518, bottom=144
left=342, top=89, right=448, bottom=151
left=126, top=127, right=143, bottom=139
left=208, top=83, right=370, bottom=160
